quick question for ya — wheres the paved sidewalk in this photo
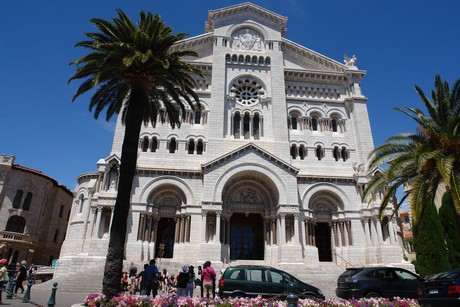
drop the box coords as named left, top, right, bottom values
left=1, top=288, right=87, bottom=307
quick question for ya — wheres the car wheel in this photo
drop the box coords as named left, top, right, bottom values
left=365, top=291, right=380, bottom=298
left=301, top=294, right=316, bottom=300
left=232, top=292, right=245, bottom=299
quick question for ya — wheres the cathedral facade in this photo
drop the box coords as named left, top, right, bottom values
left=58, top=3, right=407, bottom=290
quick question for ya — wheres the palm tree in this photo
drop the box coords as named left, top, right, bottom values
left=363, top=75, right=460, bottom=227
left=68, top=9, right=201, bottom=297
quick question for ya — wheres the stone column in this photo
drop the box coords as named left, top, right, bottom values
left=179, top=216, right=185, bottom=243
left=342, top=221, right=349, bottom=246
left=108, top=207, right=114, bottom=235
left=226, top=217, right=231, bottom=245
left=293, top=214, right=299, bottom=243
left=148, top=215, right=154, bottom=242
left=375, top=218, right=383, bottom=245
left=174, top=218, right=180, bottom=243
left=304, top=220, right=309, bottom=245
left=388, top=218, right=396, bottom=244
left=331, top=221, right=337, bottom=247
left=215, top=213, right=221, bottom=243
left=347, top=220, right=353, bottom=246
left=94, top=206, right=103, bottom=239
left=139, top=214, right=145, bottom=241
left=362, top=219, right=371, bottom=246
left=301, top=219, right=306, bottom=246
left=280, top=215, right=286, bottom=244
left=89, top=207, right=97, bottom=238
left=202, top=213, right=207, bottom=242
left=185, top=215, right=190, bottom=243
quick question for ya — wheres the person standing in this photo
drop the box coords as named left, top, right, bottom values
left=186, top=265, right=195, bottom=297
left=200, top=261, right=216, bottom=298
left=144, top=259, right=159, bottom=297
left=15, top=260, right=27, bottom=294
left=176, top=265, right=189, bottom=297
left=0, top=258, right=9, bottom=304
left=137, top=263, right=148, bottom=295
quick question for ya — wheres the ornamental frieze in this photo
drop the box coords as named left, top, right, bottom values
left=278, top=205, right=299, bottom=213
left=201, top=202, right=222, bottom=211
left=95, top=198, right=115, bottom=206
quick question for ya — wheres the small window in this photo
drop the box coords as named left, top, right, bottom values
left=253, top=114, right=260, bottom=140
left=243, top=113, right=250, bottom=139
left=188, top=139, right=195, bottom=154
left=290, top=144, right=297, bottom=159
left=194, top=111, right=201, bottom=124
left=316, top=146, right=324, bottom=161
left=151, top=137, right=158, bottom=152
left=234, top=112, right=241, bottom=139
left=141, top=136, right=149, bottom=152
left=197, top=140, right=204, bottom=155
left=299, top=145, right=306, bottom=160
left=291, top=115, right=298, bottom=130
left=22, top=192, right=32, bottom=211
left=79, top=195, right=84, bottom=213
left=312, top=117, right=318, bottom=131
left=341, top=147, right=349, bottom=161
left=12, top=190, right=23, bottom=209
left=232, top=54, right=237, bottom=62
left=53, top=229, right=59, bottom=243
left=59, top=205, right=64, bottom=218
left=169, top=138, right=177, bottom=153
left=332, top=118, right=338, bottom=132
left=333, top=146, right=340, bottom=161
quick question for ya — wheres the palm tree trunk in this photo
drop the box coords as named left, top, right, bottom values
left=102, top=85, right=148, bottom=298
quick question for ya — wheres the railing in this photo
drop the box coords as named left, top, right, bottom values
left=0, top=230, right=31, bottom=243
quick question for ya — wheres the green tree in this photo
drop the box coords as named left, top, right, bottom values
left=363, top=75, right=460, bottom=227
left=413, top=201, right=450, bottom=277
left=439, top=191, right=460, bottom=268
left=68, top=10, right=201, bottom=297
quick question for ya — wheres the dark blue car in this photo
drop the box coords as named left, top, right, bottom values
left=418, top=269, right=460, bottom=307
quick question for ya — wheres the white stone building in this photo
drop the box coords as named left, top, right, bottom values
left=56, top=3, right=409, bottom=294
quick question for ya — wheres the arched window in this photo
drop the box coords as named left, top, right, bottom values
left=333, top=146, right=340, bottom=161
left=316, top=145, right=324, bottom=161
left=233, top=112, right=241, bottom=139
left=265, top=57, right=271, bottom=65
left=232, top=54, right=237, bottom=62
left=225, top=54, right=230, bottom=61
left=5, top=215, right=26, bottom=233
left=290, top=144, right=297, bottom=159
left=243, top=113, right=250, bottom=139
left=312, top=115, right=318, bottom=131
left=299, top=145, right=306, bottom=160
left=290, top=114, right=298, bottom=130
left=253, top=113, right=260, bottom=140
left=151, top=137, right=158, bottom=152
left=197, top=139, right=204, bottom=155
left=258, top=56, right=264, bottom=64
left=22, top=192, right=32, bottom=211
left=341, top=147, right=349, bottom=161
left=188, top=139, right=195, bottom=154
left=79, top=194, right=84, bottom=214
left=194, top=111, right=201, bottom=124
left=169, top=138, right=177, bottom=153
left=141, top=136, right=149, bottom=152
left=12, top=190, right=23, bottom=209
left=245, top=55, right=251, bottom=63
left=238, top=55, right=244, bottom=62
left=331, top=118, right=338, bottom=132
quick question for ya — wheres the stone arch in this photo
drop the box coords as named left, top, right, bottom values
left=212, top=162, right=288, bottom=205
left=138, top=176, right=195, bottom=206
left=301, top=183, right=351, bottom=212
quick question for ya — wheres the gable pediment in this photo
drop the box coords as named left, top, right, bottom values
left=202, top=142, right=298, bottom=174
left=206, top=2, right=287, bottom=36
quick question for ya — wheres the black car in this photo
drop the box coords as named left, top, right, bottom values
left=336, top=266, right=421, bottom=299
left=418, top=269, right=460, bottom=307
left=218, top=265, right=324, bottom=300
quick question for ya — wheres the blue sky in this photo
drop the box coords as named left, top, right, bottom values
left=1, top=0, right=458, bottom=190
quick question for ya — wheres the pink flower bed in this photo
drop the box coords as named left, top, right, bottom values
left=84, top=293, right=420, bottom=307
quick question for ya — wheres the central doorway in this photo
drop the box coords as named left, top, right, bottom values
left=155, top=218, right=175, bottom=259
left=315, top=222, right=332, bottom=261
left=230, top=213, right=264, bottom=260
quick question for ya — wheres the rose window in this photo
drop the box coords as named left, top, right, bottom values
left=230, top=77, right=265, bottom=106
